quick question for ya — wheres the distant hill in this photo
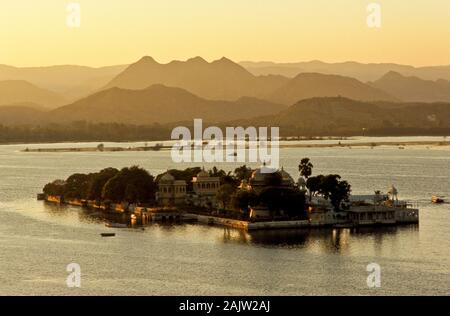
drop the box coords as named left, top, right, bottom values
left=48, top=84, right=285, bottom=124
left=230, top=97, right=450, bottom=135
left=2, top=95, right=449, bottom=137
left=267, top=73, right=397, bottom=105
left=240, top=60, right=450, bottom=82
left=369, top=71, right=450, bottom=103
left=0, top=64, right=127, bottom=101
left=103, top=56, right=286, bottom=101
left=0, top=104, right=46, bottom=126
left=0, top=80, right=66, bottom=108
left=104, top=56, right=399, bottom=104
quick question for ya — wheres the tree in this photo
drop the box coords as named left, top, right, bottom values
left=64, top=173, right=91, bottom=199
left=232, top=190, right=258, bottom=212
left=310, top=174, right=351, bottom=212
left=209, top=166, right=227, bottom=178
left=234, top=165, right=253, bottom=182
left=209, top=167, right=237, bottom=186
left=258, top=187, right=306, bottom=218
left=299, top=158, right=314, bottom=179
left=281, top=189, right=307, bottom=218
left=216, top=183, right=236, bottom=209
left=43, top=180, right=66, bottom=196
left=102, top=166, right=156, bottom=203
left=306, top=175, right=324, bottom=198
left=330, top=180, right=351, bottom=211
left=86, top=168, right=119, bottom=201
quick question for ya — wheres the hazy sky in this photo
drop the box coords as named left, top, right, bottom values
left=1, top=0, right=450, bottom=67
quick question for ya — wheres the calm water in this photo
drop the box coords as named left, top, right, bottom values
left=0, top=139, right=449, bottom=295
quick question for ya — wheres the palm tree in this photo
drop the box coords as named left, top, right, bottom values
left=299, top=158, right=313, bottom=179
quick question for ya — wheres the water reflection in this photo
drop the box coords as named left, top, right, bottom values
left=221, top=225, right=419, bottom=253
left=42, top=202, right=420, bottom=254
left=43, top=202, right=130, bottom=226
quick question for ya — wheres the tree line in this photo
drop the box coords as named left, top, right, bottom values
left=2, top=121, right=449, bottom=144
left=42, top=158, right=352, bottom=219
left=43, top=166, right=156, bottom=204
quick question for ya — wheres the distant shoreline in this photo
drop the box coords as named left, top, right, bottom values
left=21, top=140, right=450, bottom=152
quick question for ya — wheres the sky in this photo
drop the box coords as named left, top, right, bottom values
left=1, top=0, right=450, bottom=67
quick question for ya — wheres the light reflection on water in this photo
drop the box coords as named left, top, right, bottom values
left=0, top=139, right=449, bottom=295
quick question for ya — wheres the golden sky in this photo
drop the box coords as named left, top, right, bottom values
left=1, top=0, right=450, bottom=67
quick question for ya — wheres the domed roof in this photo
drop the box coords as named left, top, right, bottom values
left=197, top=170, right=210, bottom=178
left=160, top=172, right=175, bottom=182
left=250, top=166, right=282, bottom=183
left=280, top=167, right=294, bottom=184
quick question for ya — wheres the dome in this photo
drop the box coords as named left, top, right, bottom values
left=197, top=170, right=210, bottom=178
left=250, top=166, right=282, bottom=184
left=280, top=167, right=294, bottom=184
left=160, top=172, right=175, bottom=183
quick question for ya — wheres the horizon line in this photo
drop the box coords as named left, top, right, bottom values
left=3, top=56, right=450, bottom=69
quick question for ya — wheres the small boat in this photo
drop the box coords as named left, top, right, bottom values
left=100, top=233, right=116, bottom=237
left=105, top=222, right=128, bottom=228
left=432, top=196, right=445, bottom=204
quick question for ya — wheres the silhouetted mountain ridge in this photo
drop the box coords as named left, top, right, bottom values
left=0, top=80, right=66, bottom=108
left=369, top=71, right=450, bottom=102
left=104, top=56, right=398, bottom=104
left=48, top=84, right=285, bottom=124
left=267, top=73, right=398, bottom=104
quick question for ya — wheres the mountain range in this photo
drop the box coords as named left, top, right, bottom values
left=3, top=87, right=449, bottom=137
left=240, top=60, right=450, bottom=82
left=266, top=73, right=397, bottom=104
left=369, top=71, right=450, bottom=103
left=228, top=97, right=450, bottom=135
left=1, top=56, right=450, bottom=136
left=6, top=84, right=284, bottom=126
left=103, top=56, right=289, bottom=101
left=102, top=56, right=396, bottom=104
left=0, top=80, right=66, bottom=108
left=0, top=64, right=127, bottom=101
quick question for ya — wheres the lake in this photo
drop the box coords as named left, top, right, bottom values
left=0, top=138, right=449, bottom=295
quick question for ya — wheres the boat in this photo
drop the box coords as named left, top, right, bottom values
left=105, top=222, right=128, bottom=228
left=100, top=233, right=116, bottom=237
left=432, top=196, right=445, bottom=204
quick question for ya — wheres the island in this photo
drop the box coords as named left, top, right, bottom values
left=38, top=158, right=419, bottom=230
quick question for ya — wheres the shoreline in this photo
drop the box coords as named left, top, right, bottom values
left=21, top=140, right=450, bottom=152
left=42, top=196, right=420, bottom=231
left=0, top=134, right=448, bottom=147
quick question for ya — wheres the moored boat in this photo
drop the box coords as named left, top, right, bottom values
left=432, top=196, right=445, bottom=204
left=100, top=233, right=116, bottom=237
